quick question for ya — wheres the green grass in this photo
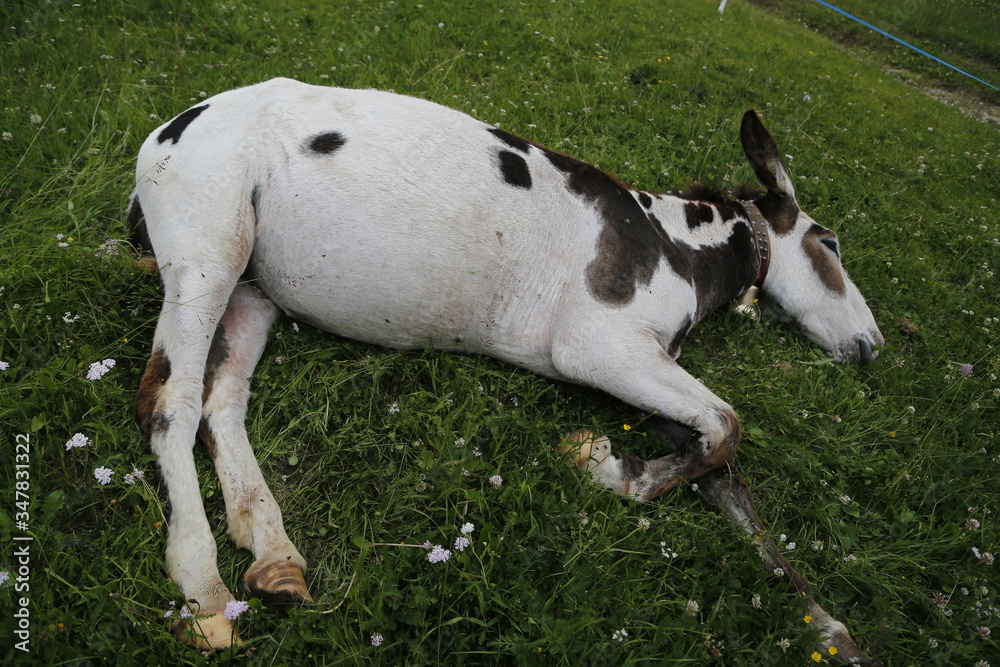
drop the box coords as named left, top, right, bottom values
left=752, top=0, right=999, bottom=106
left=1, top=0, right=998, bottom=664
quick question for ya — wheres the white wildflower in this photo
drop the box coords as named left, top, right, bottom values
left=124, top=468, right=144, bottom=485
left=427, top=545, right=451, bottom=563
left=86, top=358, right=116, bottom=381
left=65, top=432, right=90, bottom=450
left=93, top=466, right=113, bottom=485
left=223, top=599, right=249, bottom=620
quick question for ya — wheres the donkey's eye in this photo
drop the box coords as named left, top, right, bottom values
left=820, top=238, right=840, bottom=257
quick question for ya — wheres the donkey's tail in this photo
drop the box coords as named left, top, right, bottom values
left=127, top=192, right=158, bottom=271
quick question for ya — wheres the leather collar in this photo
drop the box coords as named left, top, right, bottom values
left=741, top=200, right=771, bottom=287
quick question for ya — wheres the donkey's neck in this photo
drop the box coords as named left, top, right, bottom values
left=647, top=193, right=760, bottom=323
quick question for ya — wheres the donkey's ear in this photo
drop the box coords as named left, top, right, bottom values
left=740, top=110, right=796, bottom=200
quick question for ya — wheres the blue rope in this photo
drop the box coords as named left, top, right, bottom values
left=810, top=0, right=1000, bottom=93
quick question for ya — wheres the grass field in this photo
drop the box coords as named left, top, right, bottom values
left=1, top=0, right=998, bottom=664
left=753, top=0, right=999, bottom=113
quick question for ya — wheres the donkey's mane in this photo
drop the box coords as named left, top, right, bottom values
left=670, top=182, right=763, bottom=204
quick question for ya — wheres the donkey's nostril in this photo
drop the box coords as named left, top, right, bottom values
left=853, top=334, right=876, bottom=365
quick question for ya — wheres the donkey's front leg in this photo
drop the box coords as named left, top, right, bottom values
left=559, top=435, right=882, bottom=666
left=698, top=467, right=882, bottom=667
left=552, top=323, right=740, bottom=500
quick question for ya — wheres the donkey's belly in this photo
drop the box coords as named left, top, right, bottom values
left=247, top=208, right=558, bottom=366
left=251, top=242, right=490, bottom=349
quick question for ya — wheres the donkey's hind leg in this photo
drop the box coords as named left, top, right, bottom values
left=138, top=266, right=245, bottom=648
left=200, top=283, right=312, bottom=606
left=134, top=167, right=258, bottom=647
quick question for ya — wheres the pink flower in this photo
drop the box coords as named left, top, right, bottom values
left=97, top=239, right=120, bottom=256
left=953, top=362, right=973, bottom=377
left=972, top=547, right=995, bottom=565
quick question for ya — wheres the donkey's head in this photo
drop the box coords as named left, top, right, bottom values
left=740, top=110, right=883, bottom=364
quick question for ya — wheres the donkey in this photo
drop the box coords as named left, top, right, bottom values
left=130, top=78, right=883, bottom=663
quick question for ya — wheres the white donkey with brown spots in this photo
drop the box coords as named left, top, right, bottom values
left=130, top=78, right=883, bottom=664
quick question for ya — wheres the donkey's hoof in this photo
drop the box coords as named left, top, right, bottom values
left=173, top=612, right=239, bottom=650
left=245, top=558, right=314, bottom=606
left=819, top=631, right=882, bottom=667
left=806, top=600, right=882, bottom=667
left=821, top=635, right=881, bottom=667
left=558, top=429, right=612, bottom=468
